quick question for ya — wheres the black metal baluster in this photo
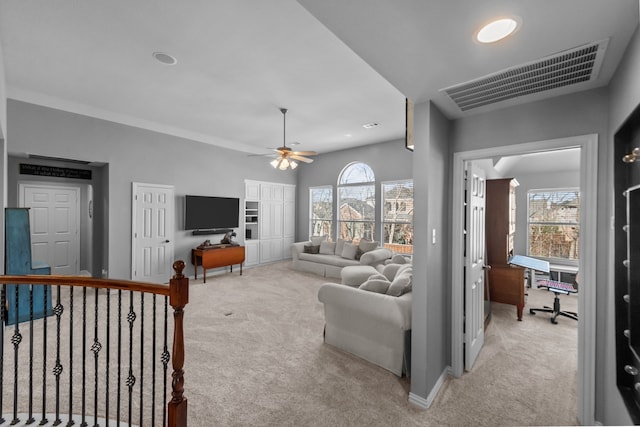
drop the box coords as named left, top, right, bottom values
left=39, top=284, right=48, bottom=426
left=139, top=293, right=144, bottom=427
left=91, top=288, right=101, bottom=427
left=151, top=294, right=157, bottom=427
left=0, top=285, right=5, bottom=425
left=161, top=296, right=169, bottom=427
left=126, top=291, right=136, bottom=427
left=80, top=288, right=87, bottom=427
left=105, top=290, right=110, bottom=425
left=12, top=284, right=22, bottom=425
left=53, top=286, right=63, bottom=426
left=27, top=285, right=35, bottom=424
left=116, top=290, right=122, bottom=425
left=67, top=287, right=74, bottom=427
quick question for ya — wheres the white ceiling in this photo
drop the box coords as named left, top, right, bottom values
left=0, top=1, right=637, bottom=156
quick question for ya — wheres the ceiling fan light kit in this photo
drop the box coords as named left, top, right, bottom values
left=270, top=108, right=317, bottom=170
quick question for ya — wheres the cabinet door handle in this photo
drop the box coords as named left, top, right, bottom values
left=163, top=240, right=170, bottom=243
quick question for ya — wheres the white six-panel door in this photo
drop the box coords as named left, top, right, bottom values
left=131, top=183, right=175, bottom=283
left=19, top=183, right=80, bottom=275
left=464, top=162, right=486, bottom=370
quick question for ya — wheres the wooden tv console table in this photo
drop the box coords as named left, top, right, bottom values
left=191, top=245, right=245, bottom=283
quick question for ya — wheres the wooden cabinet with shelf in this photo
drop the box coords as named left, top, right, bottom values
left=486, top=178, right=525, bottom=320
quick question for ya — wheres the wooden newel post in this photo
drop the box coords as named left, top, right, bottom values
left=168, top=260, right=189, bottom=427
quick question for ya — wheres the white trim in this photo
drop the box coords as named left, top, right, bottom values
left=450, top=134, right=597, bottom=425
left=408, top=367, right=450, bottom=409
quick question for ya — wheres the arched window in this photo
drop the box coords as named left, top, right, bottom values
left=337, top=162, right=375, bottom=242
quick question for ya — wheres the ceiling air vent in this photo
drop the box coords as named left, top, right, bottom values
left=441, top=39, right=608, bottom=112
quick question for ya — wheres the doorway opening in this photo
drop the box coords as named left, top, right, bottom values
left=451, top=134, right=597, bottom=425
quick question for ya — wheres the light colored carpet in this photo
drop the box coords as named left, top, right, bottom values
left=183, top=261, right=578, bottom=426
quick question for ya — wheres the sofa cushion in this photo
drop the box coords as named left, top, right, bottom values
left=341, top=243, right=359, bottom=260
left=298, top=252, right=360, bottom=267
left=311, top=235, right=328, bottom=246
left=359, top=278, right=391, bottom=294
left=303, top=244, right=320, bottom=254
left=387, top=269, right=412, bottom=297
left=320, top=241, right=336, bottom=255
left=359, top=239, right=379, bottom=253
left=368, top=273, right=388, bottom=281
left=335, top=238, right=349, bottom=255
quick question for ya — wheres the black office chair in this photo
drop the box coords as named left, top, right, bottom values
left=529, top=278, right=578, bottom=324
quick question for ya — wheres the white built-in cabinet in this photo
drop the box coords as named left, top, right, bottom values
left=244, top=180, right=295, bottom=266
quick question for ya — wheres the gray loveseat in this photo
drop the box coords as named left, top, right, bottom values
left=291, top=238, right=393, bottom=278
left=318, top=262, right=412, bottom=376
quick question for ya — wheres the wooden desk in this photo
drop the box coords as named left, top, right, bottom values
left=192, top=245, right=245, bottom=283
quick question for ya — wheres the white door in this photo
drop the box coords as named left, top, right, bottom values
left=131, top=183, right=175, bottom=283
left=19, top=184, right=81, bottom=275
left=464, top=162, right=486, bottom=370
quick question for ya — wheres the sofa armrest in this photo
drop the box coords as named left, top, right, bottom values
left=359, top=248, right=393, bottom=266
left=290, top=241, right=309, bottom=261
left=317, top=283, right=411, bottom=330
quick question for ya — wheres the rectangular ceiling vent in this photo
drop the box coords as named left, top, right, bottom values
left=441, top=39, right=608, bottom=112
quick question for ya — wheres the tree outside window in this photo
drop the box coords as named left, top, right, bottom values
left=309, top=186, right=332, bottom=238
left=382, top=180, right=413, bottom=254
left=527, top=189, right=580, bottom=261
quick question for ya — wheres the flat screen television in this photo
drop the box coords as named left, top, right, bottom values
left=184, top=195, right=239, bottom=231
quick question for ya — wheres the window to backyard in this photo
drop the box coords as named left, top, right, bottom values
left=338, top=162, right=375, bottom=242
left=527, top=189, right=580, bottom=261
left=382, top=180, right=414, bottom=254
left=309, top=186, right=333, bottom=238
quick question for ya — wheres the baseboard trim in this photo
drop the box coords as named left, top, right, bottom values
left=408, top=366, right=450, bottom=409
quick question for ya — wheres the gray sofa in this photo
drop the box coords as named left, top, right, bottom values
left=318, top=262, right=412, bottom=376
left=291, top=238, right=393, bottom=278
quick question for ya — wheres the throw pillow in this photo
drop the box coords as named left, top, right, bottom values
left=387, top=270, right=412, bottom=296
left=341, top=243, right=358, bottom=260
left=303, top=244, right=320, bottom=254
left=319, top=241, right=336, bottom=255
left=359, top=278, right=391, bottom=294
left=334, top=238, right=349, bottom=255
left=311, top=235, right=328, bottom=246
left=368, top=273, right=388, bottom=281
left=381, top=263, right=404, bottom=281
left=358, top=239, right=379, bottom=253
left=390, top=254, right=409, bottom=264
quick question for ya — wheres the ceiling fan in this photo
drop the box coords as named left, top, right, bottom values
left=269, top=108, right=317, bottom=170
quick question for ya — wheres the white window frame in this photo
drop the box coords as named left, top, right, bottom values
left=526, top=187, right=580, bottom=266
left=309, top=185, right=333, bottom=239
left=337, top=162, right=376, bottom=242
left=381, top=179, right=414, bottom=254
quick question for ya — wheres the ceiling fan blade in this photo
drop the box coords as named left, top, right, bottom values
left=292, top=150, right=317, bottom=156
left=290, top=155, right=314, bottom=163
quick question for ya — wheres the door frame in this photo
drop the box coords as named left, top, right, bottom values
left=130, top=182, right=175, bottom=281
left=450, top=134, right=597, bottom=425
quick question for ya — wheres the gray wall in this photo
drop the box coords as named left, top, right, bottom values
left=450, top=87, right=620, bottom=423
left=409, top=100, right=451, bottom=400
left=7, top=100, right=296, bottom=279
left=512, top=170, right=580, bottom=258
left=294, top=138, right=412, bottom=241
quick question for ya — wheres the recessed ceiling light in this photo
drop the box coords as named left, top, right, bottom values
left=476, top=17, right=519, bottom=44
left=362, top=122, right=379, bottom=129
left=152, top=51, right=178, bottom=65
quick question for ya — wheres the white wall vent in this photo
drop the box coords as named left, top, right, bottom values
left=441, top=39, right=608, bottom=112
